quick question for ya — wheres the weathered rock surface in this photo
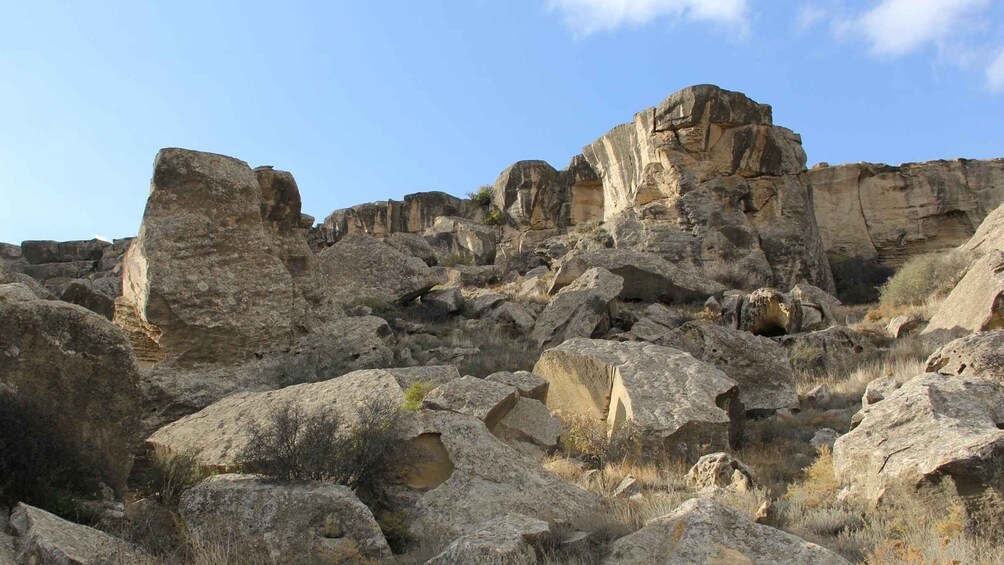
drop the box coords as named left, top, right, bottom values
left=147, top=369, right=404, bottom=471
left=861, top=377, right=901, bottom=407
left=179, top=474, right=391, bottom=562
left=488, top=301, right=537, bottom=336
left=0, top=287, right=141, bottom=492
left=391, top=410, right=600, bottom=541
left=424, top=216, right=498, bottom=265
left=314, top=233, right=441, bottom=305
left=887, top=314, right=923, bottom=338
left=59, top=278, right=116, bottom=319
left=426, top=513, right=550, bottom=565
left=486, top=370, right=549, bottom=402
left=494, top=396, right=563, bottom=453
left=659, top=322, right=798, bottom=414
left=0, top=532, right=13, bottom=565
left=810, top=158, right=1004, bottom=266
left=534, top=338, right=742, bottom=456
left=531, top=267, right=623, bottom=349
left=789, top=282, right=841, bottom=330
left=317, top=191, right=482, bottom=245
left=422, top=287, right=464, bottom=314
left=582, top=84, right=834, bottom=292
left=422, top=376, right=520, bottom=429
left=833, top=374, right=1004, bottom=501
left=736, top=287, right=803, bottom=336
left=811, top=428, right=839, bottom=450
left=776, top=326, right=876, bottom=376
left=962, top=200, right=1004, bottom=258
left=926, top=330, right=1004, bottom=381
left=686, top=452, right=756, bottom=491
left=603, top=498, right=849, bottom=565
left=0, top=262, right=54, bottom=299
left=386, top=232, right=440, bottom=266
left=255, top=166, right=314, bottom=278
left=9, top=503, right=153, bottom=565
left=924, top=250, right=1004, bottom=334
left=551, top=249, right=723, bottom=303
left=117, top=148, right=301, bottom=365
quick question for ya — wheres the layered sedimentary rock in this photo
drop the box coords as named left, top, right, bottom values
left=316, top=191, right=483, bottom=245
left=581, top=84, right=835, bottom=292
left=117, top=149, right=302, bottom=365
left=491, top=157, right=604, bottom=230
left=809, top=158, right=1004, bottom=265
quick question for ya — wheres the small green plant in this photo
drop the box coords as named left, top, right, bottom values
left=467, top=185, right=494, bottom=206
left=402, top=381, right=437, bottom=411
left=879, top=251, right=971, bottom=307
left=484, top=209, right=505, bottom=226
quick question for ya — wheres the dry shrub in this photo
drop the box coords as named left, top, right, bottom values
left=879, top=251, right=970, bottom=307
left=560, top=415, right=647, bottom=470
left=137, top=448, right=207, bottom=506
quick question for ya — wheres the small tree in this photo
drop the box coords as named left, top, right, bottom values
left=467, top=185, right=494, bottom=206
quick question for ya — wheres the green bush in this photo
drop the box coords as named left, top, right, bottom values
left=0, top=385, right=97, bottom=515
left=402, top=381, right=437, bottom=411
left=237, top=399, right=401, bottom=492
left=484, top=209, right=505, bottom=226
left=467, top=185, right=494, bottom=206
left=828, top=253, right=894, bottom=304
left=879, top=251, right=971, bottom=307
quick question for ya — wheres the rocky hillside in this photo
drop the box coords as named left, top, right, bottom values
left=2, top=84, right=1004, bottom=565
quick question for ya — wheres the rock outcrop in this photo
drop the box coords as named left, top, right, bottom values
left=833, top=374, right=1004, bottom=501
left=582, top=84, right=835, bottom=292
left=924, top=250, right=1004, bottom=334
left=926, top=330, right=1004, bottom=381
left=603, top=498, right=849, bottom=565
left=316, top=191, right=482, bottom=245
left=809, top=158, right=1004, bottom=266
left=0, top=285, right=141, bottom=492
left=427, top=513, right=550, bottom=565
left=117, top=148, right=302, bottom=365
left=424, top=216, right=497, bottom=265
left=686, top=452, right=756, bottom=491
left=9, top=503, right=153, bottom=564
left=179, top=475, right=391, bottom=562
left=533, top=338, right=742, bottom=456
left=313, top=233, right=441, bottom=305
left=531, top=267, right=623, bottom=349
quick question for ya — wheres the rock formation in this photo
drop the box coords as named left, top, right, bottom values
left=316, top=191, right=483, bottom=246
left=531, top=267, right=623, bottom=349
left=9, top=503, right=154, bottom=564
left=810, top=158, right=1004, bottom=265
left=923, top=250, right=1004, bottom=334
left=926, top=330, right=1004, bottom=381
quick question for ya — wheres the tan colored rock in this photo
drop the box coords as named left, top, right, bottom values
left=425, top=216, right=498, bottom=265
left=255, top=166, right=314, bottom=278
left=810, top=158, right=1004, bottom=266
left=924, top=250, right=1004, bottom=334
left=926, top=330, right=1004, bottom=381
left=531, top=267, right=623, bottom=349
left=833, top=374, right=1004, bottom=501
left=603, top=498, right=849, bottom=565
left=422, top=376, right=520, bottom=429
left=887, top=314, right=923, bottom=338
left=862, top=377, right=900, bottom=407
left=179, top=474, right=391, bottom=562
left=686, top=452, right=756, bottom=491
left=9, top=503, right=154, bottom=565
left=551, top=249, right=724, bottom=303
left=146, top=369, right=404, bottom=471
left=493, top=160, right=569, bottom=230
left=117, top=148, right=300, bottom=365
left=962, top=200, right=1004, bottom=258
left=314, top=233, right=441, bottom=305
left=738, top=287, right=803, bottom=336
left=426, top=513, right=550, bottom=565
left=582, top=84, right=834, bottom=292
left=494, top=397, right=562, bottom=452
left=0, top=288, right=141, bottom=492
left=318, top=191, right=482, bottom=244
left=659, top=321, right=798, bottom=414
left=485, top=370, right=549, bottom=402
left=533, top=338, right=742, bottom=455
left=777, top=326, right=877, bottom=376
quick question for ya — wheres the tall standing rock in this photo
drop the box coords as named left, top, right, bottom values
left=255, top=166, right=315, bottom=278
left=117, top=149, right=300, bottom=365
left=582, top=84, right=834, bottom=292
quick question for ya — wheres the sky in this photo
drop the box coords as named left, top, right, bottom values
left=1, top=0, right=1003, bottom=243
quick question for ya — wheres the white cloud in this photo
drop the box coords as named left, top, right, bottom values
left=795, top=3, right=828, bottom=32
left=547, top=0, right=750, bottom=35
left=988, top=50, right=1004, bottom=92
left=849, top=0, right=989, bottom=57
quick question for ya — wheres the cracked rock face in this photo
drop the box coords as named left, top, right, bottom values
left=582, top=84, right=834, bottom=292
left=833, top=373, right=1004, bottom=502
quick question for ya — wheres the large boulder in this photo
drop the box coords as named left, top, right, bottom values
left=833, top=374, right=1004, bottom=501
left=117, top=148, right=301, bottom=365
left=314, top=233, right=441, bottom=306
left=582, top=84, right=835, bottom=292
left=255, top=166, right=314, bottom=278
left=659, top=322, right=798, bottom=414
left=810, top=158, right=1004, bottom=266
left=686, top=452, right=756, bottom=491
left=736, top=287, right=803, bottom=336
left=962, top=200, right=1004, bottom=258
left=603, top=498, right=849, bottom=565
left=424, top=216, right=498, bottom=265
left=776, top=326, right=877, bottom=376
left=59, top=278, right=116, bottom=319
left=422, top=376, right=520, bottom=429
left=551, top=249, right=724, bottom=303
left=9, top=503, right=153, bottom=565
left=924, top=250, right=1004, bottom=334
left=0, top=262, right=54, bottom=299
left=0, top=286, right=141, bottom=492
left=533, top=338, right=742, bottom=456
left=492, top=160, right=569, bottom=230
left=530, top=267, right=623, bottom=349
left=388, top=410, right=600, bottom=541
left=926, top=330, right=1004, bottom=381
left=146, top=369, right=404, bottom=471
left=427, top=513, right=550, bottom=565
left=179, top=474, right=391, bottom=562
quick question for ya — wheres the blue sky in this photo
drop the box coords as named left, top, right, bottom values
left=1, top=0, right=1002, bottom=243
